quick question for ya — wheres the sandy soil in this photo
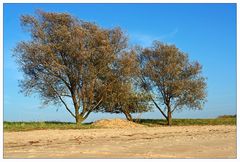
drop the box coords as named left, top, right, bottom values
left=4, top=125, right=236, bottom=158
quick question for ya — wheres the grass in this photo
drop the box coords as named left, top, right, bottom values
left=3, top=121, right=97, bottom=132
left=135, top=116, right=236, bottom=126
left=4, top=115, right=236, bottom=132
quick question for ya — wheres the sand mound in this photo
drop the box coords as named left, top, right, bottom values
left=92, top=118, right=144, bottom=129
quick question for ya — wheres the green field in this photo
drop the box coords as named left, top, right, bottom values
left=4, top=116, right=236, bottom=132
left=135, top=117, right=236, bottom=127
left=3, top=121, right=97, bottom=132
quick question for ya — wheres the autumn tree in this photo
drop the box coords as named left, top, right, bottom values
left=14, top=10, right=129, bottom=124
left=97, top=51, right=152, bottom=121
left=100, top=82, right=151, bottom=121
left=137, top=41, right=207, bottom=126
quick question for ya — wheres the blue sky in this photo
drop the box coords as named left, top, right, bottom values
left=3, top=3, right=236, bottom=122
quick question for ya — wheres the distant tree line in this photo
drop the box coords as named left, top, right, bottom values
left=14, top=10, right=207, bottom=125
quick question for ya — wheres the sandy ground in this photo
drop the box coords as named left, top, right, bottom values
left=4, top=125, right=236, bottom=158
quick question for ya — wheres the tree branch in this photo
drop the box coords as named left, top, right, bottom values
left=171, top=103, right=179, bottom=113
left=83, top=97, right=103, bottom=119
left=61, top=94, right=72, bottom=97
left=58, top=95, right=76, bottom=118
left=150, top=96, right=168, bottom=119
left=139, top=76, right=167, bottom=119
left=50, top=85, right=76, bottom=118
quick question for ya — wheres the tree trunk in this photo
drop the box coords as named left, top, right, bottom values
left=167, top=104, right=172, bottom=126
left=71, top=92, right=83, bottom=124
left=167, top=111, right=172, bottom=126
left=123, top=112, right=133, bottom=121
left=75, top=114, right=84, bottom=124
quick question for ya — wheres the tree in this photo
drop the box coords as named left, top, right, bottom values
left=96, top=51, right=152, bottom=121
left=14, top=10, right=129, bottom=124
left=137, top=41, right=207, bottom=126
left=100, top=82, right=151, bottom=121
left=100, top=81, right=151, bottom=121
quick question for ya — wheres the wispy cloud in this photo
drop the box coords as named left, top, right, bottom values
left=159, top=28, right=179, bottom=40
left=129, top=28, right=179, bottom=47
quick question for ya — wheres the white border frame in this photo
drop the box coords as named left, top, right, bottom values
left=1, top=1, right=238, bottom=161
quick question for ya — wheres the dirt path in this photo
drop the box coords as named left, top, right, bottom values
left=4, top=125, right=236, bottom=158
